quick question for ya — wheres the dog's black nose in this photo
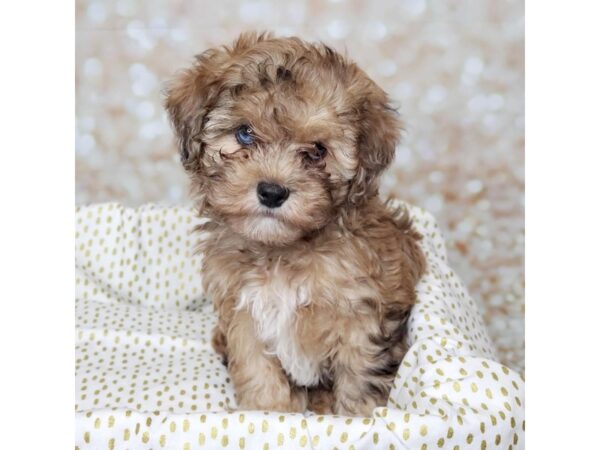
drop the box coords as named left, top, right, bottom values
left=257, top=182, right=289, bottom=208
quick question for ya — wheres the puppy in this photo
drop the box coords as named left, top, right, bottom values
left=165, top=32, right=426, bottom=416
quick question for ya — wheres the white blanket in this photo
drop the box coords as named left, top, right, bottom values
left=75, top=203, right=524, bottom=449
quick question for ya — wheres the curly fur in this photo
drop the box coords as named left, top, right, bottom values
left=165, top=32, right=426, bottom=416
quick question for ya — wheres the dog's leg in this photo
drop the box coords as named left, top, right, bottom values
left=332, top=326, right=396, bottom=416
left=211, top=325, right=228, bottom=365
left=226, top=309, right=307, bottom=412
left=211, top=294, right=236, bottom=366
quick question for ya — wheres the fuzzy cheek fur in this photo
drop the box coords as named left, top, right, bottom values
left=165, top=32, right=426, bottom=416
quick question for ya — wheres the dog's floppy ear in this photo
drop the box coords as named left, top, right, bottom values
left=165, top=31, right=272, bottom=167
left=165, top=51, right=223, bottom=167
left=347, top=82, right=401, bottom=205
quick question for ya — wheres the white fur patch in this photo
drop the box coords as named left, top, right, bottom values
left=237, top=274, right=321, bottom=387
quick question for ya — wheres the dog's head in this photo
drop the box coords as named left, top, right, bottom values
left=165, top=32, right=400, bottom=245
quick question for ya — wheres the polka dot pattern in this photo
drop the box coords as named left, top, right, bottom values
left=75, top=202, right=524, bottom=449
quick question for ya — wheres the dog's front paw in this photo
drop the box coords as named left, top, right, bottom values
left=334, top=395, right=379, bottom=417
left=237, top=387, right=307, bottom=413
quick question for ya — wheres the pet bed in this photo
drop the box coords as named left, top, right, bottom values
left=75, top=202, right=524, bottom=449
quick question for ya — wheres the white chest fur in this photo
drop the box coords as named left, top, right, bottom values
left=236, top=275, right=321, bottom=387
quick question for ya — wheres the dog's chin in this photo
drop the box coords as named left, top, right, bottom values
left=232, top=215, right=304, bottom=246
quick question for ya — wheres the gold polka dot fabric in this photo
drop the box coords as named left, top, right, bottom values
left=75, top=203, right=524, bottom=449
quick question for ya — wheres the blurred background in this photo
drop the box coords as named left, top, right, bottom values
left=76, top=0, right=524, bottom=373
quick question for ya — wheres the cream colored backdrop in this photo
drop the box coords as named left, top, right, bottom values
left=75, top=0, right=524, bottom=373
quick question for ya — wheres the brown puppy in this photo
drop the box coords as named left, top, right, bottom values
left=165, top=32, right=426, bottom=416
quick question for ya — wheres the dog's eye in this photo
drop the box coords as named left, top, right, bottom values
left=235, top=125, right=255, bottom=146
left=303, top=142, right=327, bottom=162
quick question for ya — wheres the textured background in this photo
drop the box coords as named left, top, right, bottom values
left=75, top=0, right=524, bottom=373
